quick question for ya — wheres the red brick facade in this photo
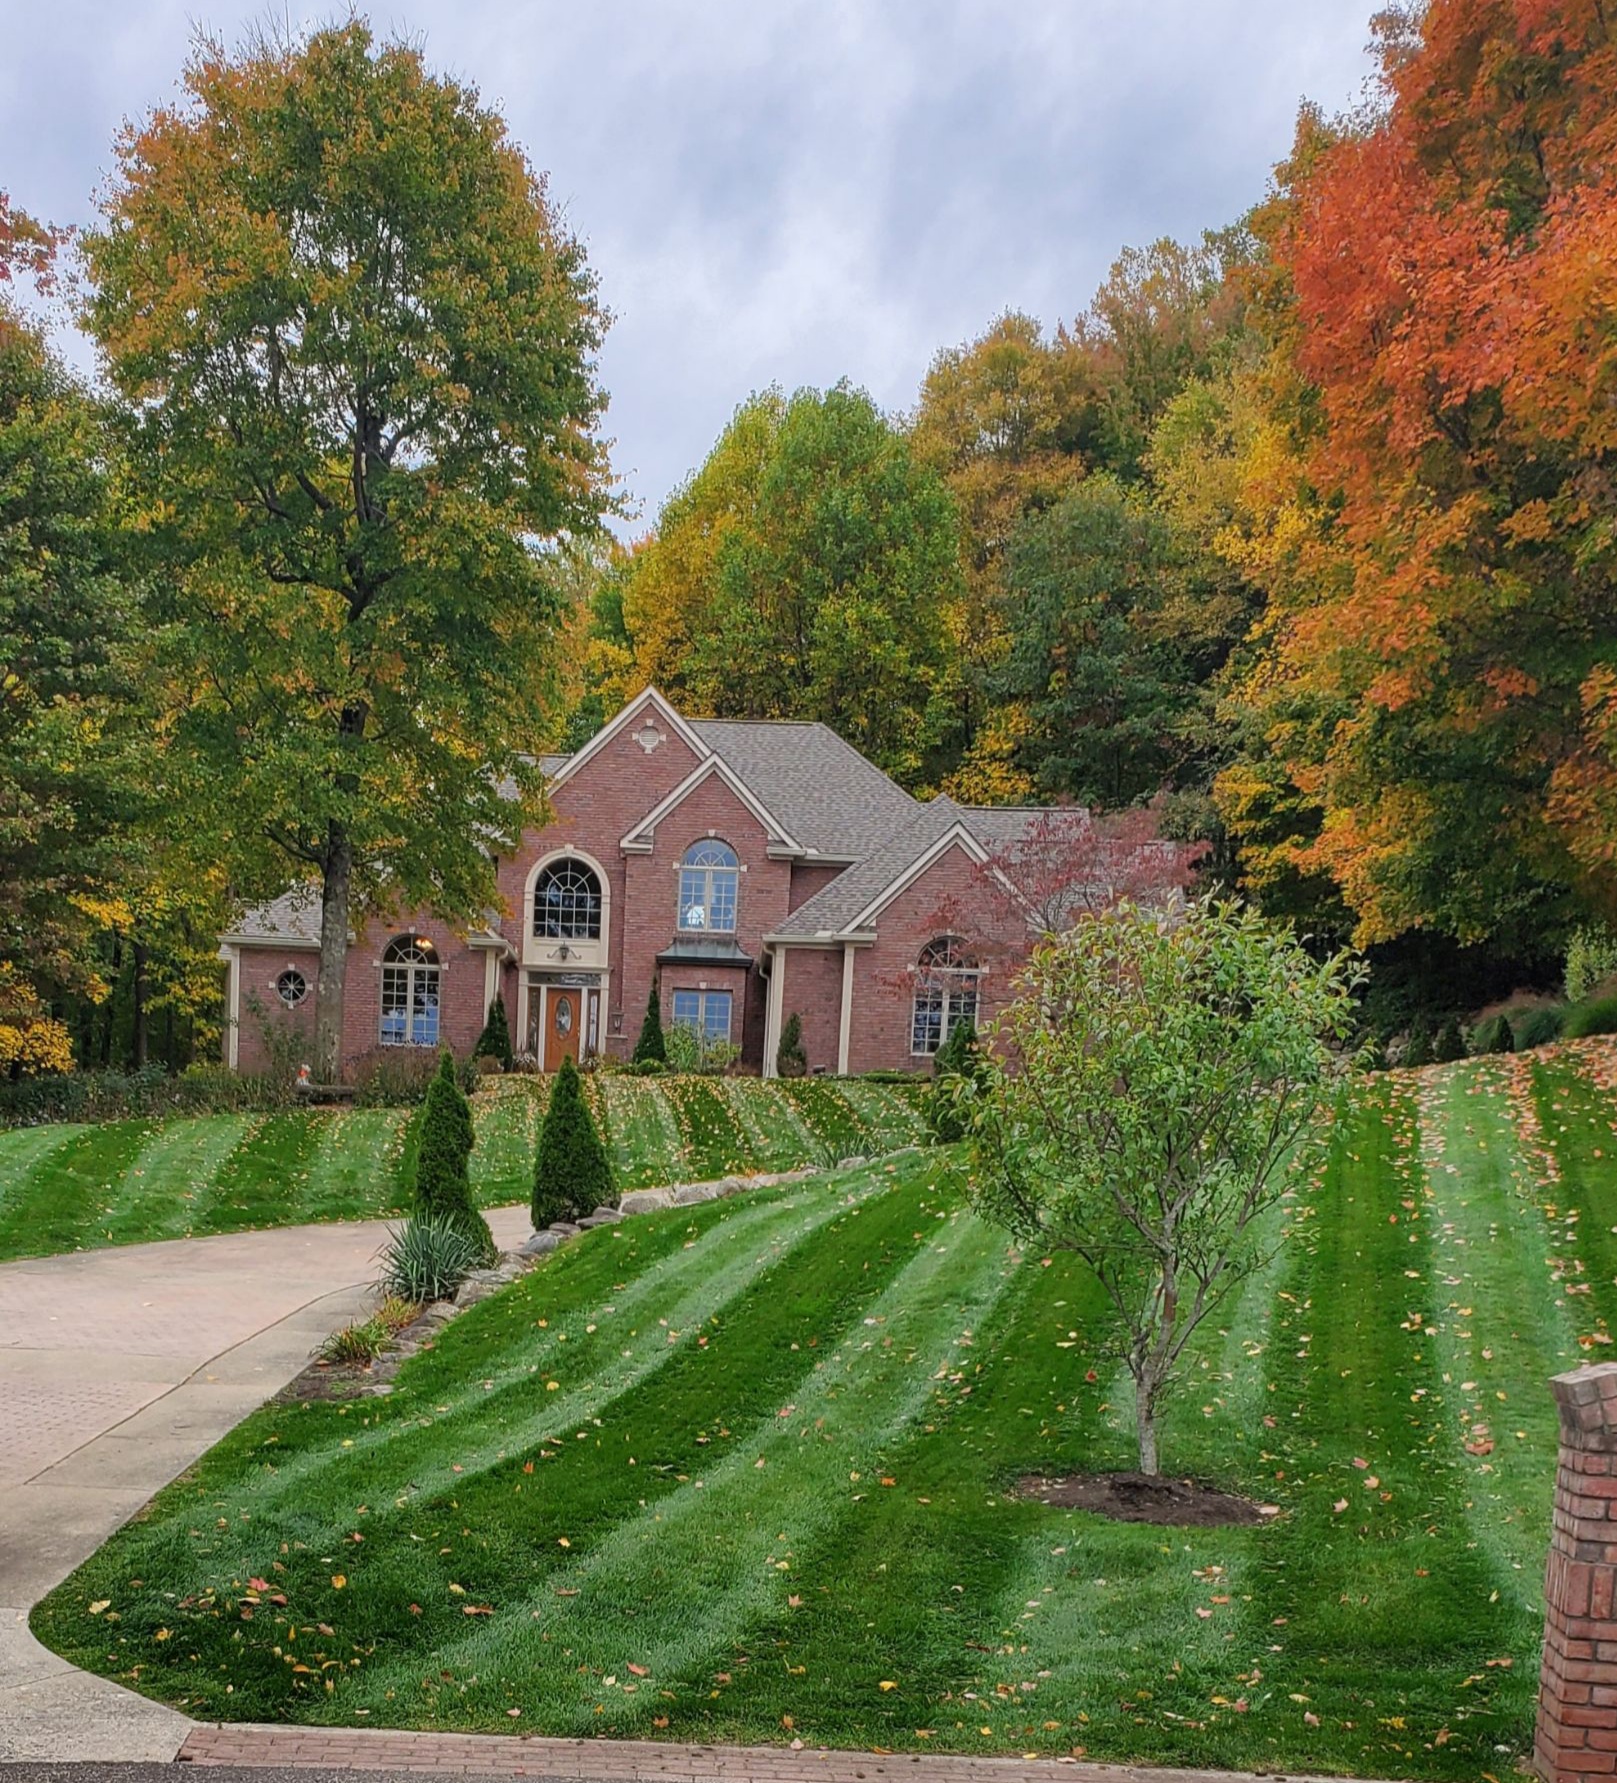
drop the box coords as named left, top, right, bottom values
left=1536, top=1362, right=1617, bottom=1781
left=222, top=690, right=1177, bottom=1080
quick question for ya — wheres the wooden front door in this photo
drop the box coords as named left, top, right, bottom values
left=542, top=987, right=582, bottom=1073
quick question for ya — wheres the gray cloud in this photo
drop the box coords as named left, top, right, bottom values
left=1, top=0, right=1375, bottom=527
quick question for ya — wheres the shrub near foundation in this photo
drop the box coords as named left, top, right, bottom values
left=532, top=1054, right=613, bottom=1227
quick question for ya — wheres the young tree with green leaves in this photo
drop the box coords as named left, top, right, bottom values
left=533, top=1055, right=613, bottom=1226
left=414, top=1051, right=495, bottom=1265
left=964, top=899, right=1359, bottom=1475
left=82, top=21, right=610, bottom=1079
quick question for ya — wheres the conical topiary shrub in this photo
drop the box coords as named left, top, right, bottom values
left=414, top=1050, right=496, bottom=1264
left=633, top=981, right=667, bottom=1066
left=474, top=992, right=513, bottom=1069
left=776, top=1011, right=807, bottom=1079
left=925, top=1016, right=987, bottom=1143
left=533, top=1054, right=614, bottom=1228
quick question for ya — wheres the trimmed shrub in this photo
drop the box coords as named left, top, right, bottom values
left=414, top=1051, right=496, bottom=1264
left=533, top=1054, right=614, bottom=1227
left=1402, top=1019, right=1434, bottom=1068
left=474, top=993, right=513, bottom=1069
left=1470, top=1013, right=1515, bottom=1055
left=1515, top=1006, right=1566, bottom=1050
left=1564, top=995, right=1617, bottom=1040
left=776, top=1012, right=808, bottom=1079
left=925, top=1018, right=987, bottom=1144
left=1566, top=924, right=1617, bottom=1003
left=633, top=982, right=667, bottom=1065
left=350, top=1046, right=441, bottom=1106
left=377, top=1216, right=482, bottom=1303
left=1433, top=1018, right=1466, bottom=1063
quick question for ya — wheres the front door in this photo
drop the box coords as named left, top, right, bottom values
left=542, top=987, right=581, bottom=1073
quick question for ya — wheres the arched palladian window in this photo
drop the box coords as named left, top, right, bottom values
left=910, top=936, right=979, bottom=1056
left=678, top=839, right=739, bottom=933
left=380, top=936, right=440, bottom=1047
left=533, top=858, right=603, bottom=941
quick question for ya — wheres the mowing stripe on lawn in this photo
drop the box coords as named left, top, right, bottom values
left=833, top=1079, right=928, bottom=1148
left=93, top=1114, right=263, bottom=1247
left=663, top=1079, right=752, bottom=1180
left=300, top=1107, right=413, bottom=1222
left=0, top=1122, right=90, bottom=1219
left=776, top=1081, right=866, bottom=1161
left=1235, top=1079, right=1533, bottom=1781
left=1416, top=1060, right=1577, bottom=1606
left=1525, top=1045, right=1617, bottom=1341
left=0, top=1119, right=158, bottom=1258
left=469, top=1081, right=545, bottom=1207
left=209, top=1172, right=901, bottom=1532
left=368, top=1195, right=1017, bottom=1732
left=597, top=1077, right=684, bottom=1188
left=188, top=1112, right=333, bottom=1234
left=717, top=1079, right=824, bottom=1171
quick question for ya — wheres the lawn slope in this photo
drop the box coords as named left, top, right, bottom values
left=0, top=1076, right=924, bottom=1263
left=34, top=1040, right=1617, bottom=1779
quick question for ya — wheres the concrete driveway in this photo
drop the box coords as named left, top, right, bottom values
left=0, top=1206, right=530, bottom=1763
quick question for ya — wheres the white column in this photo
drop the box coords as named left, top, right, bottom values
left=224, top=948, right=241, bottom=1070
left=762, top=944, right=786, bottom=1079
left=516, top=972, right=531, bottom=1059
left=482, top=948, right=498, bottom=1015
left=837, top=942, right=855, bottom=1077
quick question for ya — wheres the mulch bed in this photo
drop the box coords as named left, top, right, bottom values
left=1016, top=1470, right=1277, bottom=1527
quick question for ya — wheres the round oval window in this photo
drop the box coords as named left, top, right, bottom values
left=275, top=968, right=308, bottom=1009
left=555, top=995, right=573, bottom=1036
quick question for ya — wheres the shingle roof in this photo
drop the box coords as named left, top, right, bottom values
left=221, top=887, right=323, bottom=946
left=770, top=796, right=976, bottom=938
left=688, top=719, right=919, bottom=860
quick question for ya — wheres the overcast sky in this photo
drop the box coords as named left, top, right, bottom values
left=2, top=1, right=1377, bottom=530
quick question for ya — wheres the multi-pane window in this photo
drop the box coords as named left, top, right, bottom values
left=533, top=859, right=603, bottom=941
left=275, top=967, right=309, bottom=1008
left=678, top=840, right=739, bottom=933
left=671, top=988, right=733, bottom=1046
left=910, top=936, right=979, bottom=1056
left=380, top=936, right=440, bottom=1047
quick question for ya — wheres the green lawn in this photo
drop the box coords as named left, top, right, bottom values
left=0, top=1075, right=925, bottom=1263
left=33, top=1040, right=1617, bottom=1779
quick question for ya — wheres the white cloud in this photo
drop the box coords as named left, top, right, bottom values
left=1, top=0, right=1376, bottom=524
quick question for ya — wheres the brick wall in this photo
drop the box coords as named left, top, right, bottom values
left=845, top=842, right=1027, bottom=1075
left=340, top=913, right=491, bottom=1074
left=1536, top=1362, right=1617, bottom=1780
left=787, top=859, right=847, bottom=914
left=234, top=946, right=320, bottom=1074
left=777, top=946, right=844, bottom=1076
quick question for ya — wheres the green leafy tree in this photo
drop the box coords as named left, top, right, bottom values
left=775, top=1011, right=807, bottom=1079
left=82, top=21, right=610, bottom=1078
left=474, top=993, right=513, bottom=1069
left=621, top=384, right=962, bottom=786
left=532, top=1054, right=612, bottom=1226
left=995, top=476, right=1245, bottom=810
left=964, top=900, right=1359, bottom=1475
left=414, top=1051, right=495, bottom=1264
left=632, top=981, right=667, bottom=1065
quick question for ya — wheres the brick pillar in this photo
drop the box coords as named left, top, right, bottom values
left=1538, top=1363, right=1617, bottom=1780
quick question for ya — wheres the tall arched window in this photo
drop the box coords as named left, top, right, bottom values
left=911, top=936, right=979, bottom=1056
left=678, top=840, right=739, bottom=933
left=533, top=858, right=603, bottom=941
left=380, top=936, right=440, bottom=1047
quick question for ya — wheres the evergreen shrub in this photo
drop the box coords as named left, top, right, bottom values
left=414, top=1051, right=496, bottom=1264
left=533, top=1054, right=614, bottom=1227
left=776, top=1012, right=808, bottom=1079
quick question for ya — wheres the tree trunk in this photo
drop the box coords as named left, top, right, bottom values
left=1136, top=1371, right=1160, bottom=1477
left=315, top=820, right=352, bottom=1083
left=132, top=941, right=148, bottom=1070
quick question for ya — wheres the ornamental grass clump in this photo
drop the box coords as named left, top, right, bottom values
left=377, top=1215, right=482, bottom=1303
left=532, top=1054, right=614, bottom=1228
left=962, top=898, right=1361, bottom=1477
left=414, top=1050, right=496, bottom=1264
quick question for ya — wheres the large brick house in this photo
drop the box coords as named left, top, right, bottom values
left=220, top=688, right=1172, bottom=1079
